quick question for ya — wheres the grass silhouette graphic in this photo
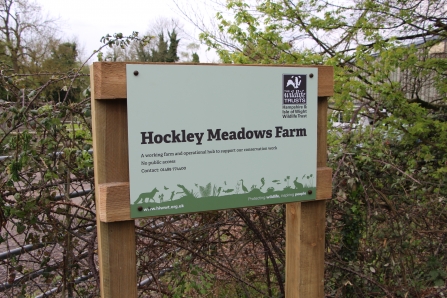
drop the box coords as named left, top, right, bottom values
left=131, top=174, right=317, bottom=217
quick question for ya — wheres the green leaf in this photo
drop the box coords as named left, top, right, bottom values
left=16, top=223, right=26, bottom=234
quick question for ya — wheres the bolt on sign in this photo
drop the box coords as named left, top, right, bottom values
left=127, top=65, right=318, bottom=218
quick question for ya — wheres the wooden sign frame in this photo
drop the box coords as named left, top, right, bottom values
left=91, top=62, right=333, bottom=298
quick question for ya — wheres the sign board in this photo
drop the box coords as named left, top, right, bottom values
left=127, top=65, right=318, bottom=218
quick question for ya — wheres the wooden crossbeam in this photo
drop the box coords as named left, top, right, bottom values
left=92, top=62, right=334, bottom=100
left=97, top=167, right=332, bottom=223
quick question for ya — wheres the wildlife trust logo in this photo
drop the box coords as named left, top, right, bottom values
left=283, top=74, right=306, bottom=105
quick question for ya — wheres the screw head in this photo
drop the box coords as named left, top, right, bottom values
left=307, top=190, right=313, bottom=195
left=309, top=73, right=314, bottom=78
left=133, top=70, right=139, bottom=76
left=137, top=206, right=143, bottom=211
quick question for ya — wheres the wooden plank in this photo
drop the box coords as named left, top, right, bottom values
left=316, top=167, right=332, bottom=200
left=98, top=182, right=131, bottom=222
left=91, top=65, right=137, bottom=298
left=298, top=97, right=328, bottom=297
left=285, top=200, right=326, bottom=298
left=317, top=97, right=328, bottom=169
left=286, top=97, right=329, bottom=297
left=299, top=199, right=326, bottom=297
left=285, top=202, right=301, bottom=298
left=92, top=62, right=334, bottom=100
left=97, top=167, right=331, bottom=223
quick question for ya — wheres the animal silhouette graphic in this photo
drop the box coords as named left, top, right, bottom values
left=199, top=183, right=212, bottom=197
left=135, top=188, right=159, bottom=204
left=240, top=179, right=248, bottom=193
left=293, top=177, right=304, bottom=191
left=177, top=184, right=195, bottom=198
left=286, top=76, right=301, bottom=89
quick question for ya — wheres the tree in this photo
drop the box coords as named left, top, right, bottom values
left=44, top=42, right=78, bottom=69
left=180, top=42, right=200, bottom=63
left=100, top=17, right=204, bottom=63
left=103, top=29, right=181, bottom=63
left=102, top=17, right=186, bottom=63
left=149, top=29, right=181, bottom=62
left=193, top=0, right=447, bottom=296
left=0, top=0, right=87, bottom=104
left=150, top=31, right=168, bottom=61
left=192, top=52, right=199, bottom=63
left=0, top=0, right=58, bottom=73
left=41, top=42, right=87, bottom=103
left=166, top=29, right=180, bottom=62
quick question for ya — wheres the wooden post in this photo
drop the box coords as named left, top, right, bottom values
left=90, top=62, right=333, bottom=297
left=91, top=67, right=137, bottom=298
left=285, top=97, right=330, bottom=297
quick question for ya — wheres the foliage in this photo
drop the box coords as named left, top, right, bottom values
left=100, top=17, right=201, bottom=63
left=196, top=0, right=447, bottom=296
left=136, top=207, right=286, bottom=297
left=180, top=42, right=201, bottom=63
left=0, top=0, right=59, bottom=74
left=0, top=6, right=138, bottom=295
left=0, top=71, right=95, bottom=296
left=101, top=29, right=182, bottom=63
left=2, top=0, right=447, bottom=296
left=192, top=52, right=200, bottom=63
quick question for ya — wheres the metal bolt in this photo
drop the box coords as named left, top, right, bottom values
left=308, top=190, right=313, bottom=195
left=138, top=206, right=143, bottom=211
left=309, top=73, right=314, bottom=78
left=134, top=70, right=139, bottom=76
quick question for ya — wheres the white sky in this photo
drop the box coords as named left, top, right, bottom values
left=37, top=0, right=219, bottom=63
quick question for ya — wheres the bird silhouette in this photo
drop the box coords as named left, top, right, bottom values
left=240, top=179, right=248, bottom=193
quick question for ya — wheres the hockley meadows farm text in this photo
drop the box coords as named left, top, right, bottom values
left=140, top=126, right=307, bottom=146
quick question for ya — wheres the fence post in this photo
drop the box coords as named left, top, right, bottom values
left=285, top=95, right=331, bottom=297
left=90, top=65, right=137, bottom=298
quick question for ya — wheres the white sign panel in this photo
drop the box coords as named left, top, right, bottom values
left=127, top=65, right=318, bottom=218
